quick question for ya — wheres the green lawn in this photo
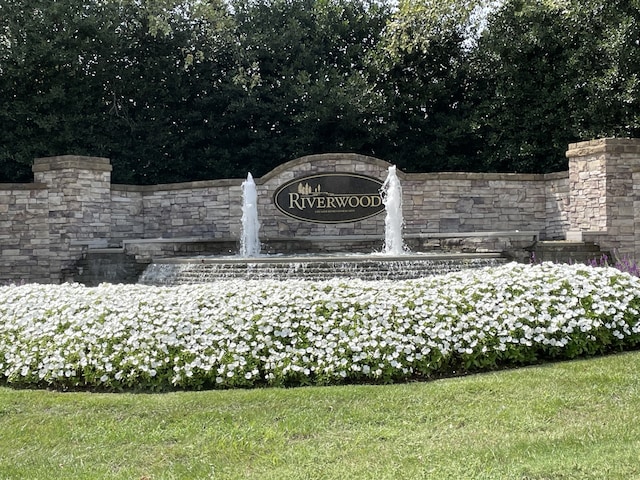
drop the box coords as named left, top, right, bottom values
left=1, top=351, right=639, bottom=480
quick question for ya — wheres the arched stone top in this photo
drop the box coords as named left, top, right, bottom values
left=258, top=153, right=394, bottom=184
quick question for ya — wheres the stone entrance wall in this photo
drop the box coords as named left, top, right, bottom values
left=1, top=138, right=639, bottom=284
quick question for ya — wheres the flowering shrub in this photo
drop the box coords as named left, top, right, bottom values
left=588, top=253, right=640, bottom=278
left=1, top=262, right=640, bottom=391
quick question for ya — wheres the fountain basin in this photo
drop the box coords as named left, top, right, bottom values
left=138, top=252, right=507, bottom=285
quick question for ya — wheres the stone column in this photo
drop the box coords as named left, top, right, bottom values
left=566, top=138, right=640, bottom=259
left=32, top=155, right=112, bottom=282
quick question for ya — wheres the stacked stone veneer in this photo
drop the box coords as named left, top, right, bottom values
left=0, top=183, right=49, bottom=282
left=1, top=138, right=639, bottom=283
left=112, top=154, right=566, bottom=244
left=566, top=138, right=640, bottom=258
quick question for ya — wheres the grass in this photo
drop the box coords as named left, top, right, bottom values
left=1, top=351, right=640, bottom=480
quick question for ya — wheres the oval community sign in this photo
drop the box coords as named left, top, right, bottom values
left=274, top=172, right=385, bottom=224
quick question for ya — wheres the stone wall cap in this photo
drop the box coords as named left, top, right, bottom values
left=408, top=230, right=540, bottom=239
left=543, top=171, right=569, bottom=180
left=69, top=239, right=109, bottom=248
left=86, top=247, right=125, bottom=254
left=279, top=231, right=540, bottom=240
left=122, top=236, right=237, bottom=245
left=409, top=171, right=545, bottom=181
left=112, top=178, right=242, bottom=192
left=120, top=231, right=540, bottom=247
left=0, top=182, right=48, bottom=190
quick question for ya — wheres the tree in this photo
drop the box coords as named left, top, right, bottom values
left=0, top=0, right=236, bottom=184
left=224, top=0, right=393, bottom=177
left=89, top=0, right=237, bottom=184
left=372, top=0, right=490, bottom=172
left=471, top=0, right=640, bottom=173
left=568, top=0, right=640, bottom=140
left=0, top=0, right=118, bottom=181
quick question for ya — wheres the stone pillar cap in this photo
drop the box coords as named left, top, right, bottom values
left=566, top=138, right=640, bottom=158
left=32, top=155, right=112, bottom=173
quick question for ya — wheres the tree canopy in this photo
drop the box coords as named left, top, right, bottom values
left=1, top=0, right=638, bottom=183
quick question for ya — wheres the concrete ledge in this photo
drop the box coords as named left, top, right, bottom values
left=152, top=251, right=504, bottom=265
left=407, top=231, right=539, bottom=240
left=122, top=237, right=232, bottom=245
left=119, top=231, right=539, bottom=247
left=69, top=239, right=109, bottom=248
left=565, top=231, right=583, bottom=241
left=86, top=248, right=125, bottom=254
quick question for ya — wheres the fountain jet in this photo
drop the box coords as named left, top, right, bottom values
left=240, top=173, right=261, bottom=257
left=381, top=165, right=407, bottom=255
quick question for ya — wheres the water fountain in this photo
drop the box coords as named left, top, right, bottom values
left=240, top=173, right=261, bottom=258
left=138, top=167, right=506, bottom=285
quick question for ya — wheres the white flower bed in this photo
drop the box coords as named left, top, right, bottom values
left=1, top=262, right=640, bottom=390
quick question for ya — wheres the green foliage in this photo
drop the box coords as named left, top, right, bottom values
left=0, top=0, right=639, bottom=182
left=0, top=0, right=113, bottom=180
left=0, top=0, right=237, bottom=183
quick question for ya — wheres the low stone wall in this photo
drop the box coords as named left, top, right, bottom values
left=105, top=154, right=564, bottom=245
left=113, top=156, right=562, bottom=242
left=117, top=179, right=241, bottom=242
left=1, top=138, right=639, bottom=283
